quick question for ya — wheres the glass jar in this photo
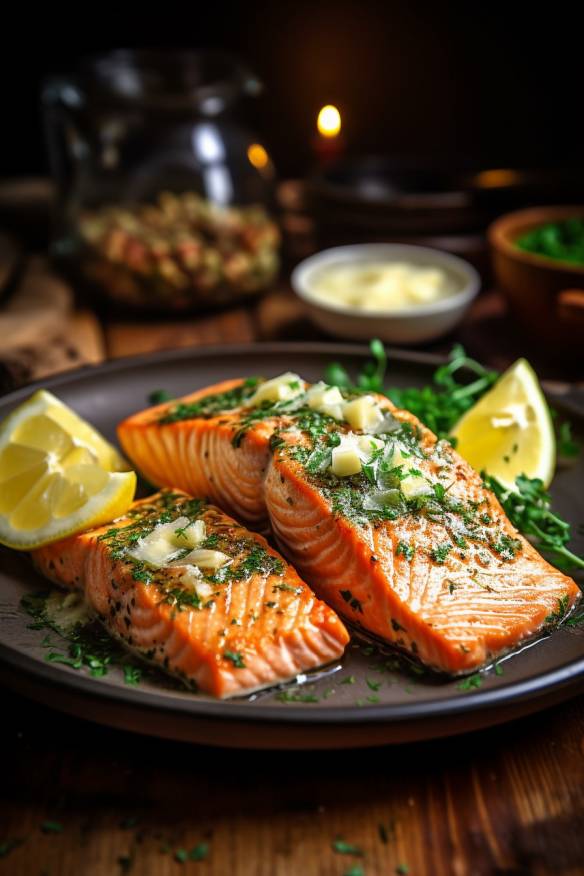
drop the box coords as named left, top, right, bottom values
left=43, top=50, right=280, bottom=312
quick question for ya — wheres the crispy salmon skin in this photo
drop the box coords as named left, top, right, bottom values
left=32, top=490, right=349, bottom=698
left=118, top=378, right=581, bottom=674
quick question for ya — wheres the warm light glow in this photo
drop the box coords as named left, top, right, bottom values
left=317, top=105, right=341, bottom=138
left=475, top=168, right=521, bottom=189
left=247, top=143, right=269, bottom=169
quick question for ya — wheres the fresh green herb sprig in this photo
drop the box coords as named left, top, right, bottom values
left=326, top=338, right=387, bottom=393
left=388, top=344, right=498, bottom=441
left=483, top=473, right=584, bottom=572
left=326, top=341, right=497, bottom=440
left=557, top=421, right=580, bottom=458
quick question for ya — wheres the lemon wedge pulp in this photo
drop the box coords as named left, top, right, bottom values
left=0, top=390, right=136, bottom=549
left=451, top=359, right=555, bottom=491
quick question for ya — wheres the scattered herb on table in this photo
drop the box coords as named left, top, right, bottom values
left=0, top=838, right=24, bottom=858
left=344, top=867, right=365, bottom=876
left=188, top=843, right=209, bottom=861
left=174, top=843, right=209, bottom=863
left=332, top=838, right=364, bottom=856
left=117, top=854, right=133, bottom=873
left=40, top=821, right=63, bottom=834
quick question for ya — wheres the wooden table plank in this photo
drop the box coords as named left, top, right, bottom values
left=1, top=690, right=583, bottom=875
left=105, top=307, right=257, bottom=359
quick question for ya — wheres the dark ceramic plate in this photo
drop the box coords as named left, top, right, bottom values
left=0, top=343, right=583, bottom=749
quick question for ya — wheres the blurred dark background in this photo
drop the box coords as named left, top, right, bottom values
left=1, top=0, right=581, bottom=178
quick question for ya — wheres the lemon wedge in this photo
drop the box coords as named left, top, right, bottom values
left=451, top=359, right=555, bottom=491
left=0, top=390, right=136, bottom=549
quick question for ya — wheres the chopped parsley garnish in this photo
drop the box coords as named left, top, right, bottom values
left=276, top=689, right=320, bottom=703
left=148, top=389, right=173, bottom=405
left=214, top=545, right=285, bottom=583
left=21, top=592, right=166, bottom=689
left=489, top=532, right=522, bottom=560
left=272, top=583, right=303, bottom=595
left=395, top=541, right=414, bottom=562
left=223, top=650, right=246, bottom=668
left=159, top=379, right=259, bottom=424
left=430, top=543, right=452, bottom=565
left=163, top=587, right=202, bottom=612
left=457, top=673, right=483, bottom=691
left=123, top=665, right=142, bottom=686
left=545, top=594, right=571, bottom=625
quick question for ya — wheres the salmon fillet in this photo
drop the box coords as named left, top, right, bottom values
left=118, top=379, right=581, bottom=674
left=32, top=490, right=349, bottom=698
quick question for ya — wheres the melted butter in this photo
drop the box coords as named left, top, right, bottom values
left=308, top=261, right=456, bottom=311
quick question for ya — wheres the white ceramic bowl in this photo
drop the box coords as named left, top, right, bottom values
left=291, top=243, right=480, bottom=344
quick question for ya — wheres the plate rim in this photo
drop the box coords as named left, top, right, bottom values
left=1, top=341, right=582, bottom=728
left=1, top=636, right=583, bottom=726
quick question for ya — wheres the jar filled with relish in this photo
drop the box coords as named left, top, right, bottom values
left=43, top=50, right=280, bottom=311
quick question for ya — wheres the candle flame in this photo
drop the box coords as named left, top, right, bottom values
left=317, top=105, right=341, bottom=138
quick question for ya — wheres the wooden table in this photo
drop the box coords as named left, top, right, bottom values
left=1, top=689, right=583, bottom=875
left=1, top=186, right=583, bottom=875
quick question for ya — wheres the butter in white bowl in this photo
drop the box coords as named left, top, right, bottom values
left=309, top=261, right=457, bottom=311
left=291, top=243, right=480, bottom=344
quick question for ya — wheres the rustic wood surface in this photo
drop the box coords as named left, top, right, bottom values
left=1, top=180, right=583, bottom=875
left=1, top=690, right=583, bottom=875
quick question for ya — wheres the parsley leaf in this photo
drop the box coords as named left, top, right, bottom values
left=223, top=650, right=246, bottom=668
left=332, top=838, right=364, bottom=856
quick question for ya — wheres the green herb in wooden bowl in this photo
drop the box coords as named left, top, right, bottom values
left=516, top=217, right=584, bottom=265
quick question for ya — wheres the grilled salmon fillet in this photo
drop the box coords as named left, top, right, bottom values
left=118, top=379, right=581, bottom=674
left=32, top=490, right=349, bottom=698
left=119, top=380, right=273, bottom=530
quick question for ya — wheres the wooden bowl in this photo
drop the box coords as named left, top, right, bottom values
left=488, top=205, right=584, bottom=353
